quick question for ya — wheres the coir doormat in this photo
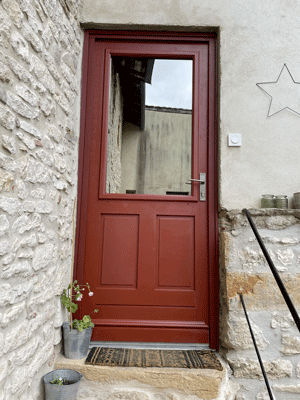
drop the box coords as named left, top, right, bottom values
left=85, top=347, right=223, bottom=370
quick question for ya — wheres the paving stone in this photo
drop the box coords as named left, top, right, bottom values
left=22, top=22, right=43, bottom=53
left=2, top=0, right=23, bottom=28
left=36, top=200, right=53, bottom=213
left=113, top=391, right=149, bottom=400
left=44, top=52, right=61, bottom=82
left=0, top=240, right=10, bottom=256
left=0, top=151, right=17, bottom=171
left=229, top=358, right=293, bottom=379
left=4, top=321, right=29, bottom=354
left=0, top=169, right=14, bottom=192
left=223, top=314, right=269, bottom=350
left=36, top=149, right=54, bottom=166
left=1, top=260, right=33, bottom=279
left=16, top=84, right=38, bottom=107
left=0, top=196, right=22, bottom=215
left=0, top=103, right=15, bottom=130
left=0, top=61, right=13, bottom=83
left=0, top=215, right=9, bottom=236
left=42, top=23, right=53, bottom=48
left=47, top=123, right=63, bottom=142
left=31, top=55, right=56, bottom=94
left=10, top=32, right=30, bottom=64
left=273, top=384, right=300, bottom=394
left=7, top=92, right=39, bottom=120
left=40, top=95, right=56, bottom=116
left=0, top=358, right=8, bottom=384
left=16, top=131, right=36, bottom=150
left=6, top=55, right=33, bottom=84
left=281, top=334, right=300, bottom=355
left=16, top=180, right=29, bottom=199
left=19, top=155, right=51, bottom=184
left=2, top=135, right=16, bottom=154
left=0, top=302, right=25, bottom=328
left=0, top=8, right=11, bottom=48
left=32, top=243, right=55, bottom=271
left=31, top=188, right=46, bottom=199
left=54, top=89, right=70, bottom=115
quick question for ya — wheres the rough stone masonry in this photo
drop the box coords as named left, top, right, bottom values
left=1, top=0, right=300, bottom=399
left=220, top=209, right=300, bottom=400
left=0, top=0, right=83, bottom=398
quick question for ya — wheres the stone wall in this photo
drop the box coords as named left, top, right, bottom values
left=0, top=0, right=83, bottom=398
left=106, top=61, right=123, bottom=194
left=220, top=209, right=300, bottom=400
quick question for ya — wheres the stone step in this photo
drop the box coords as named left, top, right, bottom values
left=54, top=351, right=233, bottom=400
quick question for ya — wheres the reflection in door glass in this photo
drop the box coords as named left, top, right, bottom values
left=106, top=57, right=193, bottom=195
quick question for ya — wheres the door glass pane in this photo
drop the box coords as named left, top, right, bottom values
left=106, top=57, right=193, bottom=195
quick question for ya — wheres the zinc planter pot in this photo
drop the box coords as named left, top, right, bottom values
left=293, top=192, right=300, bottom=209
left=43, top=368, right=83, bottom=400
left=62, top=321, right=92, bottom=359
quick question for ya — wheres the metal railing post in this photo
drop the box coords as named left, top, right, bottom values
left=239, top=294, right=275, bottom=400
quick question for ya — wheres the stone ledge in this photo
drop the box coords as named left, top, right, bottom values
left=220, top=208, right=300, bottom=217
left=54, top=352, right=228, bottom=400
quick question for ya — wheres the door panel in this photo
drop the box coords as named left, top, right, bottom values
left=77, top=31, right=218, bottom=347
left=157, top=216, right=195, bottom=289
left=101, top=214, right=139, bottom=287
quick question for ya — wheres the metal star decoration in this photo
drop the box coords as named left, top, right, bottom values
left=257, top=64, right=300, bottom=117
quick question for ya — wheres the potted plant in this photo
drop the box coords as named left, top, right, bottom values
left=43, top=368, right=83, bottom=400
left=61, top=281, right=99, bottom=359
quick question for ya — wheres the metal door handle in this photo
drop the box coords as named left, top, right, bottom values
left=186, top=173, right=206, bottom=201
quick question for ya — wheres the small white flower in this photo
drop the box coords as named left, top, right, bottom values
left=89, top=292, right=93, bottom=297
left=77, top=294, right=83, bottom=301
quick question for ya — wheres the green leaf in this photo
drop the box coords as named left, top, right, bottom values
left=82, top=315, right=90, bottom=323
left=78, top=321, right=84, bottom=332
left=70, top=302, right=78, bottom=313
left=61, top=294, right=71, bottom=312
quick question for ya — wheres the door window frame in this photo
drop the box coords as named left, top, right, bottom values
left=75, top=30, right=219, bottom=350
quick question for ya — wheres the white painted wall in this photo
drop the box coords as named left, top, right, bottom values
left=81, top=0, right=300, bottom=210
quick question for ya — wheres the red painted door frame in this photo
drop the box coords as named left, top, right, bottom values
left=75, top=30, right=219, bottom=350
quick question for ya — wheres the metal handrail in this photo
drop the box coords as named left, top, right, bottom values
left=239, top=209, right=300, bottom=399
left=242, top=208, right=300, bottom=332
left=239, top=294, right=275, bottom=400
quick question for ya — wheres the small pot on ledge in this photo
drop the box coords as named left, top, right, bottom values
left=293, top=192, right=300, bottom=209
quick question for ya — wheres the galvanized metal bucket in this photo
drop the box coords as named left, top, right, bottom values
left=62, top=321, right=92, bottom=359
left=275, top=195, right=288, bottom=209
left=43, top=369, right=83, bottom=400
left=261, top=194, right=275, bottom=208
left=293, top=192, right=300, bottom=209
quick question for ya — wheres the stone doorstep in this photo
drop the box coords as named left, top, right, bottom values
left=54, top=352, right=229, bottom=400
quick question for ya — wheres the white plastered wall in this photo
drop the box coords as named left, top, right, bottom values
left=81, top=0, right=300, bottom=210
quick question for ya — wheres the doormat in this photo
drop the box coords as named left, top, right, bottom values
left=85, top=347, right=223, bottom=370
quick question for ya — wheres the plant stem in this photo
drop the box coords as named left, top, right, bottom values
left=70, top=197, right=77, bottom=328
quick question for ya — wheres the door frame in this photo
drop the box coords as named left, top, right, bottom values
left=75, top=30, right=219, bottom=350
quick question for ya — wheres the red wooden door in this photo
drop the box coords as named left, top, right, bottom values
left=76, top=31, right=218, bottom=348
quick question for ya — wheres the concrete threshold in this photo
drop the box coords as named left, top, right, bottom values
left=55, top=351, right=232, bottom=400
left=90, top=341, right=210, bottom=350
